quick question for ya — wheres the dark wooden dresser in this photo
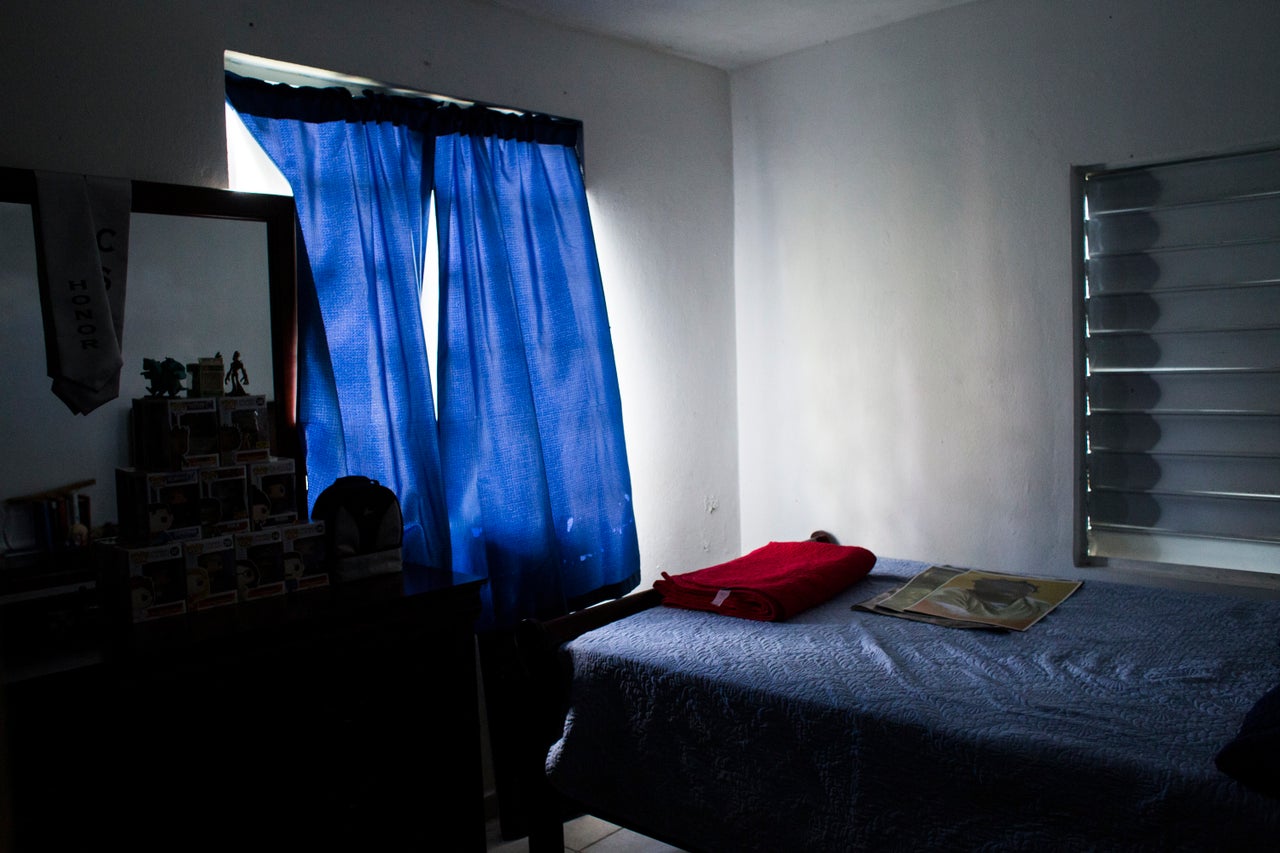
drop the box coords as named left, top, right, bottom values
left=1, top=556, right=486, bottom=851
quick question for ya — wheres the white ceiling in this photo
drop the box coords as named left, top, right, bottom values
left=483, top=0, right=984, bottom=70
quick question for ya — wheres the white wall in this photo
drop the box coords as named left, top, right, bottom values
left=10, top=0, right=1276, bottom=594
left=732, top=0, right=1280, bottom=585
left=0, top=0, right=740, bottom=584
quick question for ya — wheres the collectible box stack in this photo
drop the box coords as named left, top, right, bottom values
left=117, top=353, right=326, bottom=622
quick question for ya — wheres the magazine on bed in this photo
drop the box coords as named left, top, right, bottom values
left=854, top=565, right=1082, bottom=631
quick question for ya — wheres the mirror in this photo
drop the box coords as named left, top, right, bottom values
left=0, top=168, right=298, bottom=549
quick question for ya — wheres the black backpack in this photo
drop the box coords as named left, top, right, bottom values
left=310, top=476, right=403, bottom=580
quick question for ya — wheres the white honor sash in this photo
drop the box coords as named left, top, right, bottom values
left=35, top=171, right=131, bottom=414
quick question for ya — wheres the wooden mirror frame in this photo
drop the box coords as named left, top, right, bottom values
left=0, top=166, right=302, bottom=511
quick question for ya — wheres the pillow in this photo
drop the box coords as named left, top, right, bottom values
left=1216, top=682, right=1280, bottom=797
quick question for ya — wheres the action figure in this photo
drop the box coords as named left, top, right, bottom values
left=225, top=351, right=249, bottom=396
left=142, top=357, right=187, bottom=397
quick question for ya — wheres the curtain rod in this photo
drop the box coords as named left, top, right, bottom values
left=224, top=50, right=586, bottom=175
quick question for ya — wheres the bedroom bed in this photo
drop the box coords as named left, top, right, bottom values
left=517, top=553, right=1280, bottom=852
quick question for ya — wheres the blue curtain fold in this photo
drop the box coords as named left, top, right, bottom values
left=434, top=133, right=640, bottom=626
left=231, top=107, right=451, bottom=572
left=227, top=74, right=639, bottom=628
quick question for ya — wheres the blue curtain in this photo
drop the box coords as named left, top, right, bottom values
left=230, top=98, right=451, bottom=572
left=435, top=133, right=640, bottom=627
left=226, top=75, right=639, bottom=628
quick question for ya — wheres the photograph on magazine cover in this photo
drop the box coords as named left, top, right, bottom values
left=906, top=570, right=1082, bottom=631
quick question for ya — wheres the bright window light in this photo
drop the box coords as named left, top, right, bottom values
left=225, top=102, right=291, bottom=196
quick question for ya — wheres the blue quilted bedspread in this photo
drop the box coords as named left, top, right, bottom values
left=545, top=558, right=1280, bottom=852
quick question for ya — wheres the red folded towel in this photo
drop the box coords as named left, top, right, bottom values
left=653, top=540, right=876, bottom=621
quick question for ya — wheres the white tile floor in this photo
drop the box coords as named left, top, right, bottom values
left=486, top=813, right=687, bottom=853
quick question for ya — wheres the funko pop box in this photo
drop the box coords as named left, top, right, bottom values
left=234, top=527, right=286, bottom=601
left=218, top=395, right=271, bottom=463
left=131, top=396, right=220, bottom=471
left=248, top=458, right=299, bottom=528
left=121, top=542, right=187, bottom=622
left=200, top=465, right=249, bottom=532
left=183, top=535, right=239, bottom=611
left=115, top=468, right=205, bottom=547
left=282, top=521, right=328, bottom=592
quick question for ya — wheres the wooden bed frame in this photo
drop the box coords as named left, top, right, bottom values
left=515, top=586, right=664, bottom=851
left=513, top=533, right=837, bottom=851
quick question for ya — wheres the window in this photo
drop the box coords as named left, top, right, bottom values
left=223, top=56, right=640, bottom=628
left=1076, top=146, right=1280, bottom=577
